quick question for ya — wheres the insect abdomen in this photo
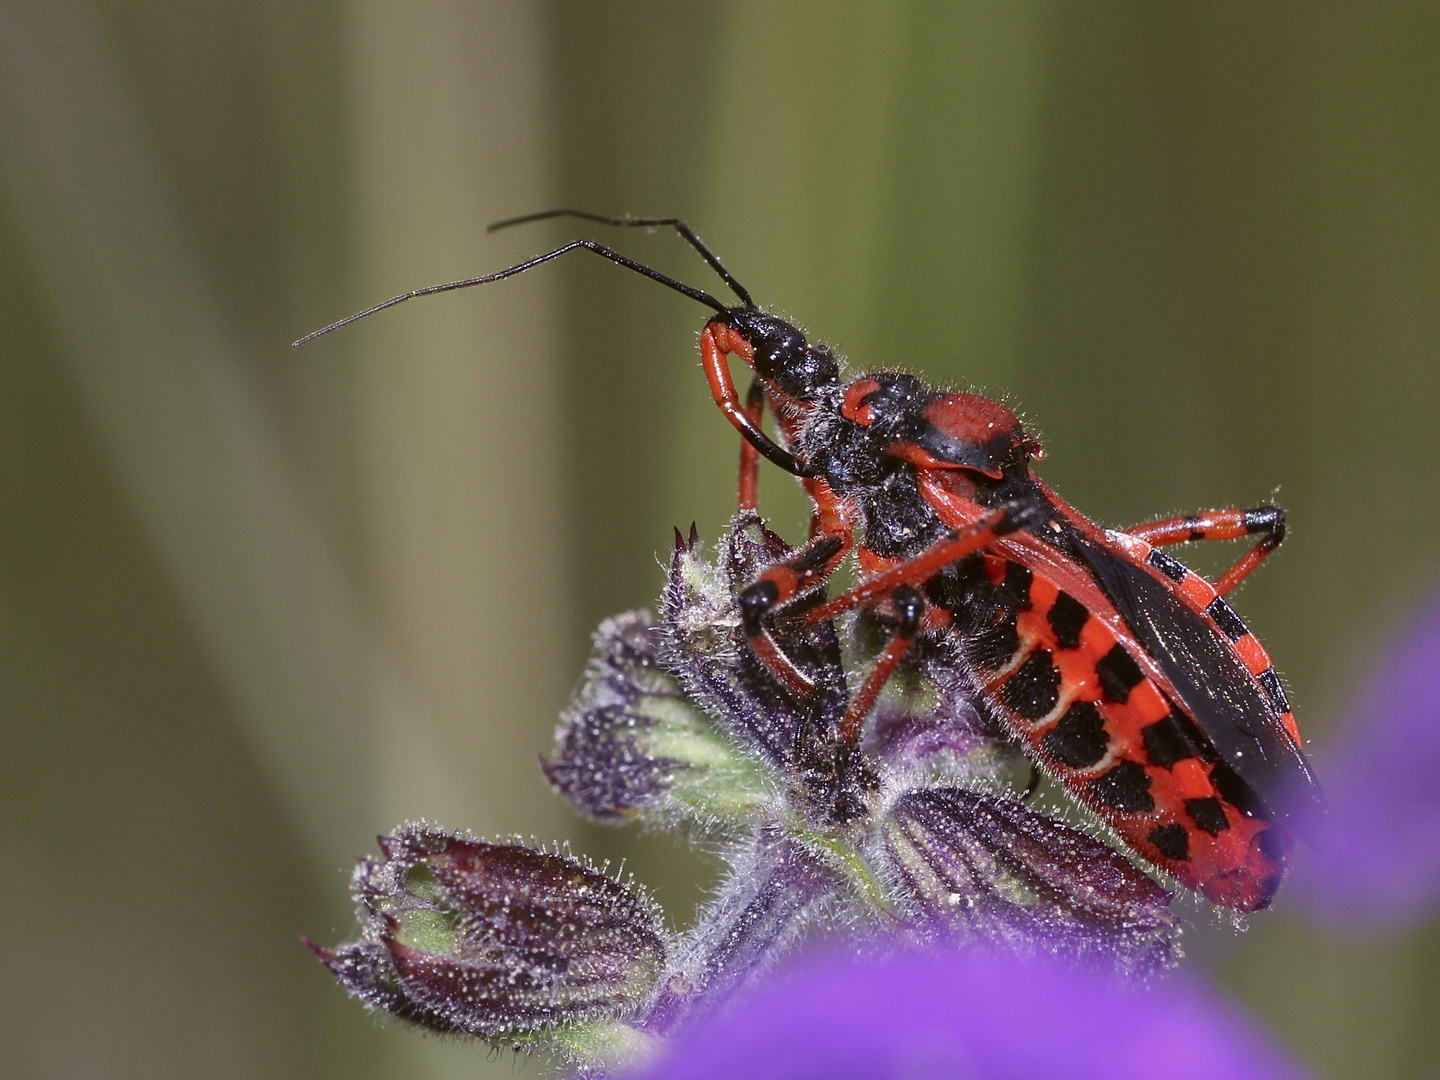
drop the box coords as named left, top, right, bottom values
left=969, top=554, right=1290, bottom=911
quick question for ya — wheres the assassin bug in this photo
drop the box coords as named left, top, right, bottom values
left=297, top=211, right=1322, bottom=912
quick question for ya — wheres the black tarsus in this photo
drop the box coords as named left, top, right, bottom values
left=488, top=209, right=754, bottom=308
left=292, top=238, right=727, bottom=347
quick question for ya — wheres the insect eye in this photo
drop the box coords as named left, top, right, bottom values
left=751, top=342, right=788, bottom=379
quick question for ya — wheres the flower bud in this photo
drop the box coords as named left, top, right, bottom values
left=546, top=610, right=774, bottom=828
left=878, top=788, right=1181, bottom=976
left=659, top=516, right=867, bottom=820
left=307, top=824, right=669, bottom=1045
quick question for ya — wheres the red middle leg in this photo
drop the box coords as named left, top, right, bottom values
left=801, top=507, right=1015, bottom=627
left=835, top=585, right=925, bottom=743
left=800, top=508, right=1020, bottom=744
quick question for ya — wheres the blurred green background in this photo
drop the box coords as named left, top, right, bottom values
left=2, top=2, right=1438, bottom=1078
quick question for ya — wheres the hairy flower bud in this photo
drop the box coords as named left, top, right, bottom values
left=546, top=610, right=773, bottom=828
left=306, top=824, right=668, bottom=1046
left=878, top=788, right=1181, bottom=976
left=660, top=516, right=874, bottom=821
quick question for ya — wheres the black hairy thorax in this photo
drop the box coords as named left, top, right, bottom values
left=799, top=370, right=1053, bottom=563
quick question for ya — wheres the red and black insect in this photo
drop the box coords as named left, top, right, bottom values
left=297, top=211, right=1322, bottom=912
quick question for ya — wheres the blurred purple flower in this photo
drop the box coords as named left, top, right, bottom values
left=1292, top=588, right=1440, bottom=928
left=638, top=950, right=1311, bottom=1080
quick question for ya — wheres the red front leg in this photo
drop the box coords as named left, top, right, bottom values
left=735, top=478, right=859, bottom=696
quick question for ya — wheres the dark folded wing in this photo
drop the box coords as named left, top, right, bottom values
left=1064, top=527, right=1323, bottom=826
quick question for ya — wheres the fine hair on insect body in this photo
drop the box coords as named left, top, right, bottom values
left=297, top=210, right=1322, bottom=912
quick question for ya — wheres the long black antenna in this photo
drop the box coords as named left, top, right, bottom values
left=292, top=239, right=726, bottom=347
left=485, top=213, right=814, bottom=478
left=488, top=210, right=754, bottom=308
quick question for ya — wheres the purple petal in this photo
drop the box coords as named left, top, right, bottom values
left=638, top=950, right=1310, bottom=1080
left=1291, top=588, right=1440, bottom=928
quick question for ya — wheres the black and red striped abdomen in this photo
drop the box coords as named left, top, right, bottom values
left=968, top=551, right=1291, bottom=911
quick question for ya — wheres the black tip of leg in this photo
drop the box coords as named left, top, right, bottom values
left=737, top=579, right=780, bottom=638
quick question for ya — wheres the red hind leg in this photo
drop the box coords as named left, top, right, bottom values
left=1124, top=504, right=1285, bottom=596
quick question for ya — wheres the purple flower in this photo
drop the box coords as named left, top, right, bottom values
left=313, top=518, right=1197, bottom=1073
left=544, top=611, right=690, bottom=823
left=638, top=949, right=1311, bottom=1080
left=1291, top=587, right=1440, bottom=928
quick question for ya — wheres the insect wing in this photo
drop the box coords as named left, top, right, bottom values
left=1064, top=527, right=1323, bottom=828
